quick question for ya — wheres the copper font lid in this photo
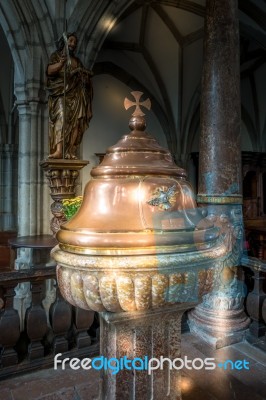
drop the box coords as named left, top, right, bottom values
left=57, top=92, right=217, bottom=254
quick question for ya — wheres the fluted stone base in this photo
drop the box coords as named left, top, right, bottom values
left=188, top=303, right=250, bottom=349
left=98, top=303, right=195, bottom=400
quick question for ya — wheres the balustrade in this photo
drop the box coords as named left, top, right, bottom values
left=0, top=266, right=99, bottom=378
left=0, top=253, right=264, bottom=380
left=241, top=256, right=266, bottom=351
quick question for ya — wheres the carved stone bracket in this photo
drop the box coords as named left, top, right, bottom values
left=188, top=204, right=250, bottom=348
left=40, top=159, right=89, bottom=235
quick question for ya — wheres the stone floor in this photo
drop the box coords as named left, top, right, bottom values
left=0, top=332, right=265, bottom=400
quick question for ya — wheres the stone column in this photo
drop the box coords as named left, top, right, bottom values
left=198, top=0, right=241, bottom=200
left=0, top=144, right=18, bottom=231
left=16, top=102, right=32, bottom=237
left=15, top=102, right=35, bottom=270
left=16, top=95, right=49, bottom=238
left=98, top=305, right=193, bottom=400
left=188, top=0, right=250, bottom=348
left=14, top=97, right=50, bottom=328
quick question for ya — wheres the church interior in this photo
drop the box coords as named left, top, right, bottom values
left=0, top=0, right=266, bottom=399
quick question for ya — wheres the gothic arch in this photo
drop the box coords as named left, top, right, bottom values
left=241, top=105, right=258, bottom=151
left=0, top=0, right=57, bottom=99
left=0, top=93, right=7, bottom=144
left=0, top=3, right=24, bottom=84
left=69, top=0, right=136, bottom=67
left=93, top=61, right=174, bottom=152
left=181, top=84, right=201, bottom=155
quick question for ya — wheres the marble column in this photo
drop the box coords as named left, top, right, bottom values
left=99, top=305, right=190, bottom=400
left=197, top=0, right=241, bottom=200
left=188, top=0, right=250, bottom=348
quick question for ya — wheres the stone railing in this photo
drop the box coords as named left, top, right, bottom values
left=241, top=256, right=266, bottom=350
left=0, top=256, right=264, bottom=380
left=0, top=266, right=99, bottom=379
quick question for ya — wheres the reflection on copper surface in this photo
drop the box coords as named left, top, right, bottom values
left=56, top=93, right=216, bottom=256
left=180, top=376, right=194, bottom=393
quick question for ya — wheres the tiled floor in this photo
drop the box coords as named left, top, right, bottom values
left=0, top=332, right=265, bottom=400
left=0, top=364, right=99, bottom=400
left=181, top=333, right=266, bottom=400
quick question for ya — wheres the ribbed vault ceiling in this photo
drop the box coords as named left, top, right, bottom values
left=1, top=0, right=266, bottom=152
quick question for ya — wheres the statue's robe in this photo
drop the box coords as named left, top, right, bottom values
left=46, top=51, right=93, bottom=156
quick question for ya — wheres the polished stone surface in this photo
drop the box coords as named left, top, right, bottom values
left=0, top=332, right=265, bottom=400
left=198, top=0, right=241, bottom=199
left=192, top=0, right=245, bottom=349
left=99, top=305, right=188, bottom=399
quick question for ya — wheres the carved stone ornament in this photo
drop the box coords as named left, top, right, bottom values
left=40, top=159, right=89, bottom=235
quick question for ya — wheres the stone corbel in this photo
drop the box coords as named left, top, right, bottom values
left=40, top=159, right=89, bottom=235
left=188, top=203, right=250, bottom=348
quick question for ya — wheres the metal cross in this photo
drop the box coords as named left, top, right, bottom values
left=124, top=91, right=151, bottom=117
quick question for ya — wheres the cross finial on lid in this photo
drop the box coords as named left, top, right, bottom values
left=124, top=91, right=151, bottom=117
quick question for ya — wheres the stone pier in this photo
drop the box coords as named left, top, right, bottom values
left=188, top=0, right=250, bottom=348
left=98, top=305, right=194, bottom=400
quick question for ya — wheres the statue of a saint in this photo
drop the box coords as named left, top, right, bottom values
left=46, top=32, right=93, bottom=159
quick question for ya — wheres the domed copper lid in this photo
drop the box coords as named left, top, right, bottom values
left=57, top=92, right=218, bottom=255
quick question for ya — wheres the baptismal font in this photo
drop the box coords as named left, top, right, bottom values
left=50, top=91, right=244, bottom=399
